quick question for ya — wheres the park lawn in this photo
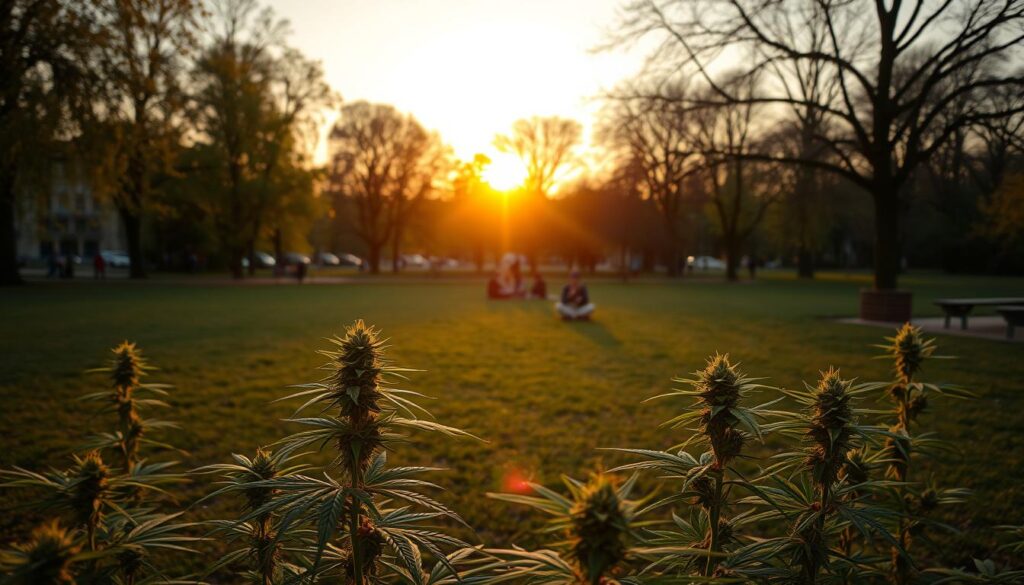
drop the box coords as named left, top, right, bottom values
left=1, top=271, right=1023, bottom=572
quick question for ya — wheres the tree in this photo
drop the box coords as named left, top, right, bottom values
left=448, top=154, right=500, bottom=272
left=88, top=0, right=202, bottom=279
left=0, top=0, right=95, bottom=285
left=601, top=87, right=698, bottom=276
left=617, top=0, right=1024, bottom=290
left=495, top=116, right=581, bottom=268
left=690, top=78, right=780, bottom=281
left=191, top=0, right=328, bottom=278
left=245, top=46, right=333, bottom=274
left=327, top=102, right=445, bottom=274
left=979, top=172, right=1024, bottom=267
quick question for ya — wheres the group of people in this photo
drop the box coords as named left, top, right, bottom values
left=487, top=256, right=547, bottom=300
left=486, top=255, right=595, bottom=321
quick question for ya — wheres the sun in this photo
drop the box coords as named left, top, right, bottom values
left=481, top=152, right=527, bottom=192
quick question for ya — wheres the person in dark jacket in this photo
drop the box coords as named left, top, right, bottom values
left=556, top=270, right=595, bottom=320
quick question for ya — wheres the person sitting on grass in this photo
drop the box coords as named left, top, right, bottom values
left=529, top=271, right=547, bottom=299
left=556, top=270, right=595, bottom=320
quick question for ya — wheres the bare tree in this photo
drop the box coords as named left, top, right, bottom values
left=494, top=116, right=581, bottom=267
left=328, top=102, right=445, bottom=274
left=617, top=0, right=1024, bottom=291
left=690, top=78, right=780, bottom=281
left=601, top=85, right=699, bottom=276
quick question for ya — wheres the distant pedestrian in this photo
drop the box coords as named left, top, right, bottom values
left=296, top=261, right=307, bottom=284
left=93, top=253, right=106, bottom=279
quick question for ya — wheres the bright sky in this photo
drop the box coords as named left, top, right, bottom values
left=266, top=0, right=646, bottom=186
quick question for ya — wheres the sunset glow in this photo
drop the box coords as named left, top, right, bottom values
left=267, top=0, right=645, bottom=165
left=481, top=152, right=527, bottom=192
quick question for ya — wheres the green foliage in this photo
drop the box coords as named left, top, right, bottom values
left=874, top=324, right=976, bottom=584
left=200, top=319, right=480, bottom=584
left=3, top=282, right=1024, bottom=583
left=486, top=473, right=647, bottom=585
left=0, top=520, right=100, bottom=585
left=605, top=354, right=778, bottom=577
left=0, top=342, right=197, bottom=584
left=81, top=341, right=180, bottom=468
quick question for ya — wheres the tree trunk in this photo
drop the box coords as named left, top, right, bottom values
left=391, top=222, right=402, bottom=273
left=725, top=235, right=741, bottom=282
left=367, top=244, right=381, bottom=274
left=473, top=245, right=484, bottom=273
left=619, top=243, right=629, bottom=282
left=247, top=239, right=256, bottom=276
left=120, top=208, right=147, bottom=279
left=0, top=171, right=22, bottom=286
left=229, top=247, right=244, bottom=279
left=666, top=243, right=680, bottom=277
left=797, top=245, right=815, bottom=279
left=872, top=189, right=901, bottom=290
left=273, top=228, right=283, bottom=264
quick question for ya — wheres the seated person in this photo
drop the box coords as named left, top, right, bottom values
left=487, top=274, right=503, bottom=299
left=529, top=273, right=547, bottom=299
left=556, top=270, right=595, bottom=320
left=488, top=266, right=521, bottom=299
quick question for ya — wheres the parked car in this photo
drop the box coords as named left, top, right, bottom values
left=241, top=251, right=276, bottom=269
left=687, top=255, right=726, bottom=270
left=400, top=253, right=428, bottom=268
left=283, top=252, right=311, bottom=265
left=315, top=252, right=340, bottom=266
left=429, top=256, right=461, bottom=269
left=101, top=250, right=131, bottom=268
left=337, top=253, right=363, bottom=268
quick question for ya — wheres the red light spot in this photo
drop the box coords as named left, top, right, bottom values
left=502, top=468, right=533, bottom=493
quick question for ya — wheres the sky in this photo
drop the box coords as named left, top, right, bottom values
left=265, top=0, right=647, bottom=184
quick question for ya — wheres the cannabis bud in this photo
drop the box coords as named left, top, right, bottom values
left=570, top=476, right=630, bottom=585
left=805, top=368, right=855, bottom=488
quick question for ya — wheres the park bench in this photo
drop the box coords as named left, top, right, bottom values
left=933, top=297, right=1024, bottom=330
left=996, top=306, right=1024, bottom=340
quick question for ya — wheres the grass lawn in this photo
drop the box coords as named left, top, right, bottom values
left=1, top=271, right=1022, bottom=572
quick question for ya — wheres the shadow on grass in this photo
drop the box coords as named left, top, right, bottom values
left=566, top=318, right=621, bottom=347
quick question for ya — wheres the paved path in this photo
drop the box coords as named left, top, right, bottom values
left=838, top=316, right=1021, bottom=343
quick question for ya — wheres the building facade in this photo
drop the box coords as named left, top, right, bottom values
left=15, top=159, right=124, bottom=263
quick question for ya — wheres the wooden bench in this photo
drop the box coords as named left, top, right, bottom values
left=933, top=297, right=1024, bottom=330
left=996, top=306, right=1024, bottom=340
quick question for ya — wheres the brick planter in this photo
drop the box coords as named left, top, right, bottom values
left=859, top=289, right=912, bottom=322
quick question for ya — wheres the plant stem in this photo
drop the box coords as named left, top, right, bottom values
left=893, top=382, right=912, bottom=585
left=256, top=515, right=273, bottom=585
left=349, top=456, right=364, bottom=585
left=704, top=471, right=724, bottom=576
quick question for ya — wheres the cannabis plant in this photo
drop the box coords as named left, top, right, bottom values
left=485, top=473, right=647, bottom=585
left=0, top=520, right=109, bottom=585
left=82, top=341, right=180, bottom=469
left=206, top=319, right=480, bottom=584
left=724, top=368, right=900, bottom=583
left=195, top=447, right=311, bottom=584
left=0, top=342, right=197, bottom=584
left=609, top=353, right=778, bottom=576
left=877, top=324, right=972, bottom=584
